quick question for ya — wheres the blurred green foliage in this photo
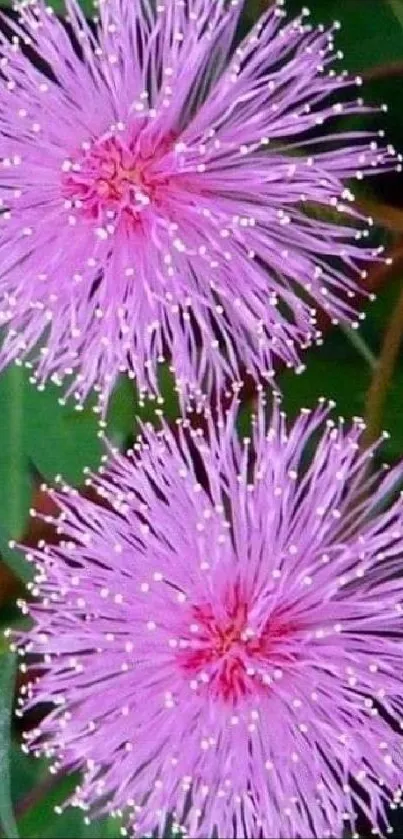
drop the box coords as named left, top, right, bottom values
left=0, top=0, right=402, bottom=837
left=0, top=655, right=18, bottom=839
left=280, top=280, right=403, bottom=462
left=0, top=368, right=136, bottom=540
left=11, top=744, right=123, bottom=839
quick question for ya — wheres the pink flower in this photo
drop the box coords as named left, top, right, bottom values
left=17, top=399, right=403, bottom=837
left=0, top=0, right=399, bottom=408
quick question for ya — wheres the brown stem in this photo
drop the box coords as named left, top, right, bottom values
left=355, top=199, right=403, bottom=234
left=362, top=59, right=403, bottom=82
left=365, top=243, right=403, bottom=293
left=256, top=0, right=275, bottom=11
left=363, top=283, right=403, bottom=447
left=14, top=770, right=63, bottom=821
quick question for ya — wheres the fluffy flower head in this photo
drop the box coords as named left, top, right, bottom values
left=17, top=398, right=403, bottom=838
left=0, top=0, right=399, bottom=408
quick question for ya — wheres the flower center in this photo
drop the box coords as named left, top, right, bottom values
left=61, top=132, right=175, bottom=225
left=178, top=583, right=297, bottom=705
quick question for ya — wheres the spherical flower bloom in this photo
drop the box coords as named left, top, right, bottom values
left=0, top=1, right=399, bottom=409
left=15, top=397, right=403, bottom=838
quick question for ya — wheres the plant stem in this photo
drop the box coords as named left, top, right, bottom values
left=0, top=654, right=18, bottom=839
left=363, top=283, right=403, bottom=447
left=8, top=365, right=24, bottom=538
left=362, top=59, right=403, bottom=81
left=14, top=772, right=62, bottom=821
left=339, top=325, right=378, bottom=370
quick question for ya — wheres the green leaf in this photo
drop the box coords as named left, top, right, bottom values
left=388, top=0, right=403, bottom=28
left=0, top=370, right=136, bottom=537
left=279, top=351, right=370, bottom=421
left=0, top=0, right=95, bottom=13
left=0, top=533, right=31, bottom=584
left=0, top=366, right=31, bottom=542
left=16, top=771, right=122, bottom=838
left=338, top=325, right=377, bottom=370
left=283, top=0, right=403, bottom=152
left=0, top=364, right=179, bottom=583
left=10, top=743, right=123, bottom=839
left=0, top=653, right=18, bottom=839
left=0, top=365, right=102, bottom=542
left=278, top=280, right=403, bottom=463
left=285, top=0, right=403, bottom=72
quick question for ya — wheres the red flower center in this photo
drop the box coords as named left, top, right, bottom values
left=178, top=583, right=298, bottom=705
left=61, top=132, right=177, bottom=225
